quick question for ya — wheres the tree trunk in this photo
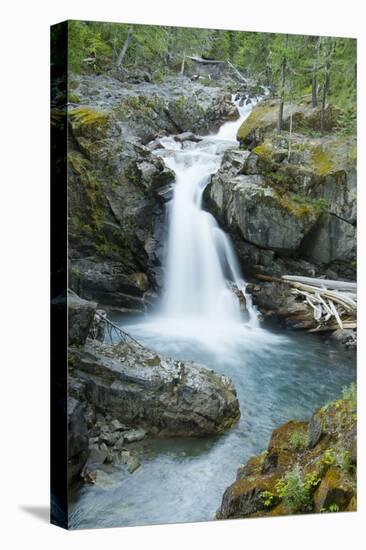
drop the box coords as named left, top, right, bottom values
left=288, top=92, right=293, bottom=161
left=180, top=54, right=185, bottom=75
left=311, top=37, right=321, bottom=108
left=320, top=66, right=329, bottom=134
left=320, top=38, right=333, bottom=135
left=111, top=28, right=118, bottom=65
left=277, top=35, right=288, bottom=134
left=116, top=27, right=133, bottom=67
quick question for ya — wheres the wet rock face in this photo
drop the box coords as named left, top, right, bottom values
left=301, top=213, right=356, bottom=265
left=67, top=296, right=241, bottom=486
left=250, top=281, right=318, bottom=329
left=69, top=340, right=240, bottom=437
left=208, top=173, right=317, bottom=253
left=218, top=388, right=357, bottom=520
left=204, top=100, right=356, bottom=281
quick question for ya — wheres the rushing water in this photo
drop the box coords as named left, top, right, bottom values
left=159, top=95, right=259, bottom=330
left=69, top=93, right=356, bottom=529
left=70, top=321, right=355, bottom=529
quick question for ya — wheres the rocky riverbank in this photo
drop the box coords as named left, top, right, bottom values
left=67, top=294, right=240, bottom=487
left=218, top=384, right=357, bottom=519
left=203, top=95, right=356, bottom=334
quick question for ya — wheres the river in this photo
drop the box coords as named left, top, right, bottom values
left=69, top=92, right=356, bottom=529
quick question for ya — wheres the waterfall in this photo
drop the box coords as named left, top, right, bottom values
left=155, top=95, right=260, bottom=328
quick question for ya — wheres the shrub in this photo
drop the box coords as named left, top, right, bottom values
left=288, top=429, right=310, bottom=451
left=275, top=464, right=318, bottom=513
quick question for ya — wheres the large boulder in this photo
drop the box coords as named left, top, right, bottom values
left=68, top=294, right=97, bottom=346
left=204, top=123, right=356, bottom=280
left=207, top=172, right=318, bottom=254
left=69, top=259, right=149, bottom=311
left=67, top=397, right=88, bottom=486
left=69, top=340, right=240, bottom=437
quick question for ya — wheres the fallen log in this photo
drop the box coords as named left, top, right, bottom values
left=282, top=275, right=356, bottom=292
left=255, top=273, right=357, bottom=332
left=309, top=322, right=357, bottom=332
left=226, top=59, right=247, bottom=82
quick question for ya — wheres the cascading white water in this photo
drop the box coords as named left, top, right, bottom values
left=123, top=93, right=273, bottom=356
left=157, top=95, right=260, bottom=327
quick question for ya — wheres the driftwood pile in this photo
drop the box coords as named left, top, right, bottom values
left=258, top=274, right=357, bottom=332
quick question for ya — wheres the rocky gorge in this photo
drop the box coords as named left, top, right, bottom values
left=64, top=68, right=356, bottom=526
left=67, top=72, right=242, bottom=310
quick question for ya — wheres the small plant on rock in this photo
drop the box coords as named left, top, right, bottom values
left=275, top=464, right=316, bottom=513
left=259, top=490, right=275, bottom=508
left=320, top=503, right=340, bottom=513
left=334, top=449, right=355, bottom=474
left=322, top=448, right=336, bottom=466
left=288, top=429, right=310, bottom=451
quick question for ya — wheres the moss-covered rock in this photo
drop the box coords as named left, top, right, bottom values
left=218, top=386, right=357, bottom=520
left=207, top=172, right=319, bottom=254
left=69, top=106, right=110, bottom=140
left=205, top=116, right=356, bottom=279
left=237, top=98, right=341, bottom=148
left=313, top=466, right=354, bottom=512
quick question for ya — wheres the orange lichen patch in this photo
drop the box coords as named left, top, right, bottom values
left=313, top=466, right=355, bottom=512
left=347, top=495, right=357, bottom=512
left=237, top=452, right=267, bottom=480
left=268, top=421, right=309, bottom=453
left=231, top=472, right=279, bottom=500
left=267, top=502, right=288, bottom=517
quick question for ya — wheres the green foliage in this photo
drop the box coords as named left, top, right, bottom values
left=334, top=449, right=354, bottom=473
left=311, top=147, right=333, bottom=176
left=64, top=21, right=356, bottom=129
left=321, top=503, right=340, bottom=513
left=68, top=91, right=80, bottom=104
left=259, top=490, right=275, bottom=507
left=288, top=429, right=310, bottom=451
left=322, top=449, right=336, bottom=466
left=313, top=198, right=327, bottom=211
left=69, top=106, right=109, bottom=127
left=275, top=465, right=318, bottom=513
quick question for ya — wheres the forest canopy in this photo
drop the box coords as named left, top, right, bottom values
left=53, top=21, right=356, bottom=122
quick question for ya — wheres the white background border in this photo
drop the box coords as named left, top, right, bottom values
left=1, top=1, right=364, bottom=548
